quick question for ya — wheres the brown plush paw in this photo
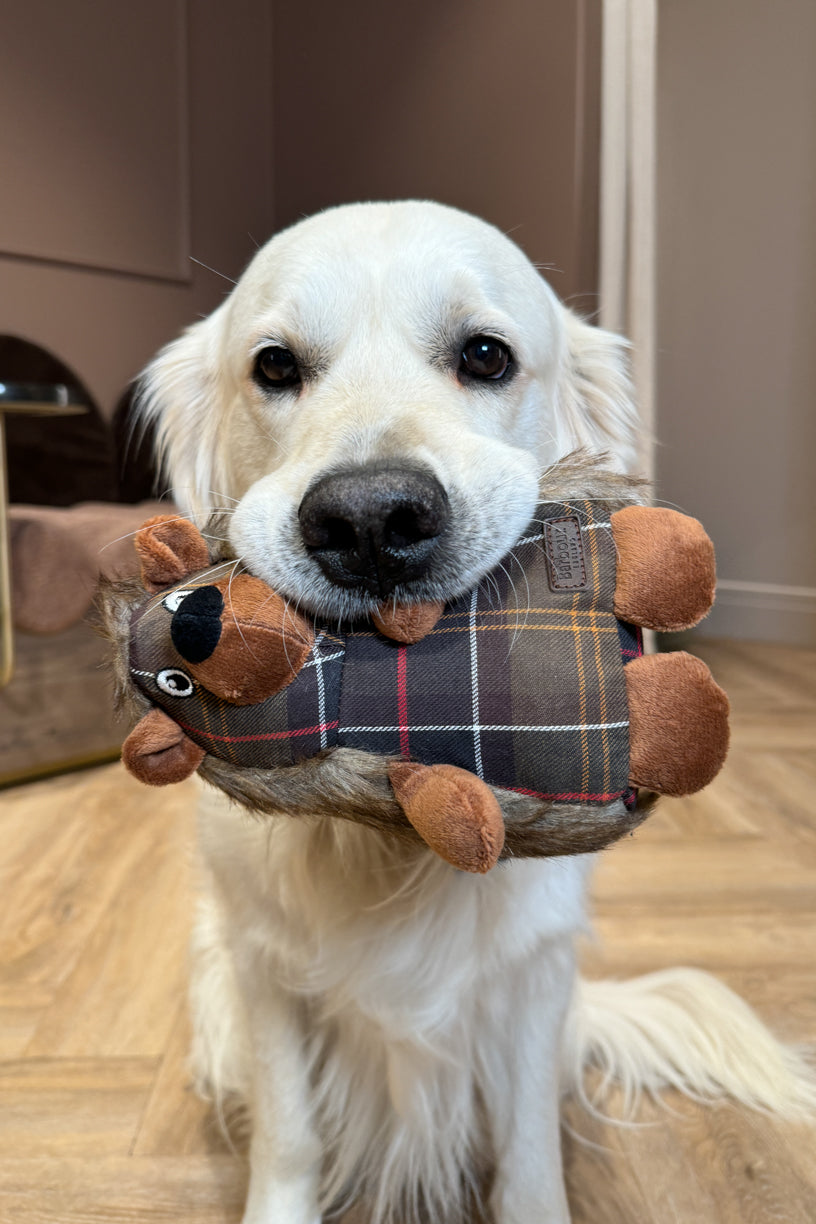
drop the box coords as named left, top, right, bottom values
left=388, top=761, right=505, bottom=873
left=373, top=601, right=445, bottom=643
left=122, top=707, right=206, bottom=785
left=611, top=505, right=717, bottom=632
left=625, top=652, right=730, bottom=796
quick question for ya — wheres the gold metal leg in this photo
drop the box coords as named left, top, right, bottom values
left=0, top=390, right=86, bottom=690
left=0, top=414, right=13, bottom=689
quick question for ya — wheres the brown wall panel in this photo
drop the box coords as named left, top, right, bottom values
left=0, top=0, right=275, bottom=418
left=0, top=0, right=600, bottom=422
left=0, top=0, right=189, bottom=280
left=273, top=0, right=601, bottom=309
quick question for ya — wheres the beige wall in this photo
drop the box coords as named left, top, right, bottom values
left=273, top=0, right=602, bottom=310
left=657, top=0, right=816, bottom=645
left=0, top=0, right=274, bottom=419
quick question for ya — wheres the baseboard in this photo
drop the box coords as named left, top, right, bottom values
left=693, top=579, right=816, bottom=648
left=0, top=749, right=121, bottom=791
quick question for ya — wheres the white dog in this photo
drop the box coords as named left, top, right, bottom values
left=140, top=201, right=813, bottom=1224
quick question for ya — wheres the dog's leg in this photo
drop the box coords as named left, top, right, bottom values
left=236, top=960, right=323, bottom=1224
left=485, top=938, right=575, bottom=1224
left=193, top=790, right=324, bottom=1223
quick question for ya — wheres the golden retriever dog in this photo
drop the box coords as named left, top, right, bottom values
left=139, top=201, right=813, bottom=1224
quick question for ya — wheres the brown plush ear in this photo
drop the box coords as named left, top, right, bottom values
left=122, top=707, right=206, bottom=785
left=373, top=601, right=445, bottom=644
left=611, top=506, right=717, bottom=632
left=134, top=515, right=211, bottom=593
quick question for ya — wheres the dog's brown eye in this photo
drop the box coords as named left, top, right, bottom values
left=459, top=336, right=512, bottom=381
left=254, top=345, right=301, bottom=390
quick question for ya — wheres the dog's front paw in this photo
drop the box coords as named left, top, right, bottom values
left=241, top=1172, right=321, bottom=1224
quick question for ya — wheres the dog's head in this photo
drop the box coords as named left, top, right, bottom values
left=139, top=201, right=638, bottom=619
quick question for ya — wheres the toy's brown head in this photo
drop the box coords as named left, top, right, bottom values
left=122, top=515, right=314, bottom=785
left=134, top=515, right=314, bottom=704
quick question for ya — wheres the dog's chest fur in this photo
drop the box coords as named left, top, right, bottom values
left=197, top=783, right=590, bottom=1217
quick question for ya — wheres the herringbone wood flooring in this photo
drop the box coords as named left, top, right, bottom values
left=0, top=639, right=814, bottom=1222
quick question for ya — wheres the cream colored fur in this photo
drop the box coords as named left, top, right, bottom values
left=138, top=201, right=814, bottom=1224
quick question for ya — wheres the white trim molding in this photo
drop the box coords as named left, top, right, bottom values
left=600, top=0, right=657, bottom=479
left=699, top=579, right=816, bottom=648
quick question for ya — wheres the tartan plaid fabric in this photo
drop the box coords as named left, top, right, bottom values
left=130, top=592, right=345, bottom=768
left=129, top=500, right=640, bottom=804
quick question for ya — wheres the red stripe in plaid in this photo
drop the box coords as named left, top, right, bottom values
left=397, top=645, right=409, bottom=757
left=508, top=785, right=627, bottom=801
left=175, top=719, right=339, bottom=744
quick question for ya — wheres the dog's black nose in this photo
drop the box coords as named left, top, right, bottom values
left=298, top=463, right=449, bottom=597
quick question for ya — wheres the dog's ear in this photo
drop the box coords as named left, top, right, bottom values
left=136, top=305, right=232, bottom=518
left=134, top=515, right=211, bottom=592
left=554, top=308, right=641, bottom=472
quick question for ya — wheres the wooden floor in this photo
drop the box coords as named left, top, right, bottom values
left=1, top=638, right=814, bottom=1223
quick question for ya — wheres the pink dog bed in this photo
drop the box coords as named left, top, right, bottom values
left=10, top=501, right=175, bottom=634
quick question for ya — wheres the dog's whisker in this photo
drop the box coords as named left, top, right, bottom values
left=494, top=560, right=524, bottom=651
left=137, top=558, right=240, bottom=625
left=252, top=423, right=293, bottom=457
left=504, top=548, right=532, bottom=650
left=203, top=489, right=241, bottom=505
left=277, top=592, right=301, bottom=674
left=189, top=254, right=238, bottom=284
left=225, top=558, right=262, bottom=662
left=97, top=512, right=205, bottom=554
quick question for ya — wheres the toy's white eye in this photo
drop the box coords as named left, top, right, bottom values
left=156, top=668, right=194, bottom=698
left=163, top=589, right=194, bottom=613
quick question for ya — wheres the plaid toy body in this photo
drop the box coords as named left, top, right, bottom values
left=119, top=486, right=729, bottom=872
left=129, top=499, right=640, bottom=807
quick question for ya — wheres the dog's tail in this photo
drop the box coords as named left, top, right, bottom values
left=562, top=967, right=816, bottom=1119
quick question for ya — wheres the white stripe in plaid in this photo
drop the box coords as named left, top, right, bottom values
left=469, top=588, right=484, bottom=778
left=339, top=722, right=629, bottom=733
left=312, top=632, right=328, bottom=750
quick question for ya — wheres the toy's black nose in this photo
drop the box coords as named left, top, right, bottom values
left=170, top=585, right=223, bottom=663
left=298, top=463, right=449, bottom=597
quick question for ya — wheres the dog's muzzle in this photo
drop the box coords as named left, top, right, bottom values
left=298, top=463, right=449, bottom=599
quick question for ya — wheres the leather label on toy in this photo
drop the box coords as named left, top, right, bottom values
left=543, top=516, right=588, bottom=590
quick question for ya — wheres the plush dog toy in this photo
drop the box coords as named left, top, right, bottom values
left=107, top=485, right=729, bottom=875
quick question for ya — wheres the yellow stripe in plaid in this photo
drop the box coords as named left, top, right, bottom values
left=566, top=501, right=590, bottom=794
left=570, top=590, right=590, bottom=793
left=584, top=502, right=611, bottom=794
left=421, top=623, right=621, bottom=636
